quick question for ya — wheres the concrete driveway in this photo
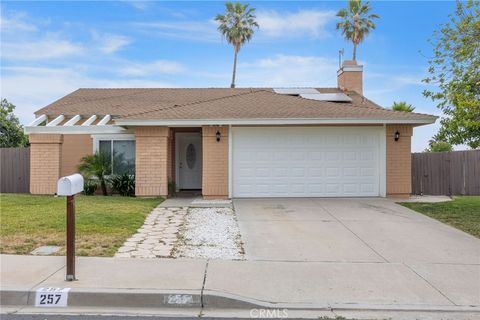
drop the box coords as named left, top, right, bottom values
left=232, top=198, right=480, bottom=307
left=234, top=198, right=479, bottom=264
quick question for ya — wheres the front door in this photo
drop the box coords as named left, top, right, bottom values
left=176, top=132, right=202, bottom=190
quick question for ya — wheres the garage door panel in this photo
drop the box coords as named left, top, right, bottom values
left=232, top=127, right=382, bottom=197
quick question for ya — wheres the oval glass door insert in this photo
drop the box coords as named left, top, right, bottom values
left=186, top=144, right=196, bottom=169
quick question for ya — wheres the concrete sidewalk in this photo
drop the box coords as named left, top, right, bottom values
left=1, top=255, right=479, bottom=319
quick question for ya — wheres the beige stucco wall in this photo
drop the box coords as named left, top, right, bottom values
left=61, top=135, right=93, bottom=177
left=202, top=126, right=229, bottom=199
left=386, top=124, right=413, bottom=197
left=30, top=134, right=63, bottom=194
left=135, top=127, right=169, bottom=196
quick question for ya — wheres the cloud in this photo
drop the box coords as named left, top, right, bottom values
left=0, top=11, right=37, bottom=32
left=256, top=9, right=336, bottom=39
left=1, top=37, right=84, bottom=61
left=1, top=66, right=176, bottom=124
left=130, top=9, right=336, bottom=43
left=132, top=20, right=219, bottom=42
left=237, top=54, right=338, bottom=87
left=118, top=60, right=185, bottom=76
left=93, top=33, right=132, bottom=54
left=132, top=9, right=336, bottom=42
left=364, top=72, right=429, bottom=96
left=122, top=0, right=151, bottom=10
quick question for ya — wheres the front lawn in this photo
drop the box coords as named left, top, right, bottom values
left=0, top=194, right=163, bottom=256
left=400, top=196, right=480, bottom=238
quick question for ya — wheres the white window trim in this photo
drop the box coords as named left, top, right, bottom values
left=92, top=134, right=136, bottom=153
left=91, top=134, right=136, bottom=175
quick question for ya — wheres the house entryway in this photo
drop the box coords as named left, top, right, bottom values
left=175, top=131, right=202, bottom=191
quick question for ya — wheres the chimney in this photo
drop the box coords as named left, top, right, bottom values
left=337, top=60, right=363, bottom=95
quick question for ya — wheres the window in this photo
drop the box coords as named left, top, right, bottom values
left=186, top=143, right=196, bottom=169
left=98, top=140, right=135, bottom=175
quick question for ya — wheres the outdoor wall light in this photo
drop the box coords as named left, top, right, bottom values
left=394, top=130, right=400, bottom=142
left=216, top=130, right=221, bottom=142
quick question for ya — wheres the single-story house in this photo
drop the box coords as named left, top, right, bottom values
left=25, top=60, right=436, bottom=199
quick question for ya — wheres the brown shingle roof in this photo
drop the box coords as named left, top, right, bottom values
left=34, top=88, right=436, bottom=123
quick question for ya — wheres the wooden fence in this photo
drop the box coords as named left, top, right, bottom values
left=412, top=150, right=480, bottom=196
left=0, top=148, right=30, bottom=193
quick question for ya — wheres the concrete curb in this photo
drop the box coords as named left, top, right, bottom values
left=2, top=288, right=480, bottom=314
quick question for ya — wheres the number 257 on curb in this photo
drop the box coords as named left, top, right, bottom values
left=35, top=287, right=70, bottom=307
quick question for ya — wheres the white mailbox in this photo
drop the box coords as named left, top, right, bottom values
left=57, top=174, right=84, bottom=196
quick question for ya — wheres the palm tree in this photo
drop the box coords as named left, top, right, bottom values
left=392, top=101, right=415, bottom=112
left=336, top=0, right=379, bottom=61
left=78, top=152, right=111, bottom=196
left=215, top=2, right=259, bottom=88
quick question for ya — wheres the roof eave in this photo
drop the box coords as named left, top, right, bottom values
left=24, top=125, right=128, bottom=135
left=114, top=117, right=437, bottom=126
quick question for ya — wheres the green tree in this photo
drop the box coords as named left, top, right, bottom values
left=215, top=2, right=259, bottom=88
left=0, top=98, right=28, bottom=148
left=426, top=141, right=454, bottom=152
left=78, top=152, right=111, bottom=196
left=423, top=0, right=480, bottom=149
left=336, top=0, right=380, bottom=61
left=392, top=101, right=415, bottom=112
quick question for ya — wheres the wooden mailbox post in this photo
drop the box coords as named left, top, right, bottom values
left=57, top=174, right=84, bottom=281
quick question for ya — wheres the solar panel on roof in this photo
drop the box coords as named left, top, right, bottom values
left=299, top=93, right=352, bottom=102
left=273, top=88, right=319, bottom=94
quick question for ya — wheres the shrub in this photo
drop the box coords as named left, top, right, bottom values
left=78, top=151, right=111, bottom=196
left=83, top=179, right=98, bottom=196
left=110, top=174, right=135, bottom=197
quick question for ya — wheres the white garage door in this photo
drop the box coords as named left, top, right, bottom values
left=232, top=127, right=384, bottom=197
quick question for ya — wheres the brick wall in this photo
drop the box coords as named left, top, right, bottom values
left=386, top=124, right=413, bottom=197
left=61, top=135, right=93, bottom=176
left=337, top=60, right=363, bottom=95
left=168, top=129, right=174, bottom=183
left=30, top=134, right=63, bottom=194
left=135, top=127, right=169, bottom=196
left=202, top=126, right=229, bottom=199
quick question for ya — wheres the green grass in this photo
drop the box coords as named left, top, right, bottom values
left=0, top=193, right=163, bottom=256
left=400, top=196, right=480, bottom=238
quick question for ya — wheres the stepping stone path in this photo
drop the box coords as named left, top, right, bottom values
left=114, top=206, right=187, bottom=258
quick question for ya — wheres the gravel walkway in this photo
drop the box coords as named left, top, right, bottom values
left=173, top=207, right=244, bottom=260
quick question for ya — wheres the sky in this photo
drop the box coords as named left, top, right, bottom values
left=0, top=0, right=460, bottom=151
